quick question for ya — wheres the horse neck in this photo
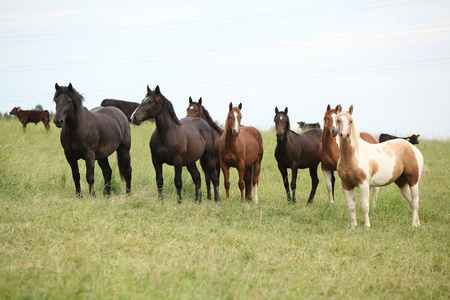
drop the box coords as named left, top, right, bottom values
left=154, top=100, right=181, bottom=137
left=65, top=102, right=90, bottom=130
left=322, top=124, right=338, bottom=149
left=339, top=123, right=361, bottom=162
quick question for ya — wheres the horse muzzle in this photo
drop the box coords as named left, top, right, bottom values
left=232, top=129, right=240, bottom=137
left=276, top=132, right=284, bottom=141
left=330, top=128, right=338, bottom=137
left=340, top=133, right=350, bottom=142
left=54, top=119, right=64, bottom=128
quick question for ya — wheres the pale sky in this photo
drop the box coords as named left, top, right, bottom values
left=1, top=0, right=449, bottom=138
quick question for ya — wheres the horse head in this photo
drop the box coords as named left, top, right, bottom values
left=336, top=105, right=354, bottom=142
left=324, top=104, right=340, bottom=137
left=53, top=83, right=81, bottom=128
left=226, top=102, right=242, bottom=137
left=131, top=85, right=163, bottom=125
left=274, top=106, right=289, bottom=141
left=186, top=97, right=203, bottom=118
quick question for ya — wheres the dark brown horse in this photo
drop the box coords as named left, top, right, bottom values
left=318, top=104, right=379, bottom=205
left=219, top=103, right=263, bottom=203
left=131, top=85, right=219, bottom=203
left=53, top=83, right=132, bottom=197
left=186, top=97, right=223, bottom=199
left=274, top=107, right=321, bottom=204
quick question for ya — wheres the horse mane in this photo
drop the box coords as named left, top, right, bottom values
left=157, top=91, right=181, bottom=125
left=55, top=85, right=85, bottom=106
left=199, top=103, right=223, bottom=134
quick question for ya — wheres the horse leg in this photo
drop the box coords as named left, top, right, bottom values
left=252, top=159, right=262, bottom=204
left=117, top=145, right=132, bottom=194
left=237, top=164, right=246, bottom=203
left=208, top=157, right=221, bottom=202
left=372, top=187, right=379, bottom=208
left=322, top=169, right=335, bottom=205
left=244, top=166, right=253, bottom=202
left=174, top=165, right=183, bottom=204
left=290, top=167, right=298, bottom=203
left=360, top=183, right=371, bottom=229
left=22, top=122, right=27, bottom=132
left=398, top=184, right=420, bottom=227
left=187, top=163, right=202, bottom=203
left=85, top=156, right=96, bottom=198
left=152, top=156, right=164, bottom=200
left=67, top=157, right=81, bottom=196
left=277, top=164, right=291, bottom=202
left=307, top=164, right=319, bottom=204
left=98, top=158, right=112, bottom=196
left=200, top=158, right=212, bottom=200
left=221, top=162, right=231, bottom=201
left=343, top=188, right=357, bottom=229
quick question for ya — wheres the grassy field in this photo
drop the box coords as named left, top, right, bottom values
left=0, top=118, right=449, bottom=299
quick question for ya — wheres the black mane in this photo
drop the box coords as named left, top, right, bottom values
left=192, top=101, right=223, bottom=134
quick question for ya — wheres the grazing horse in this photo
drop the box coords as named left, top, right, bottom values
left=53, top=83, right=132, bottom=197
left=274, top=107, right=321, bottom=203
left=131, top=85, right=219, bottom=203
left=318, top=104, right=379, bottom=205
left=186, top=97, right=223, bottom=199
left=219, top=103, right=263, bottom=203
left=336, top=105, right=425, bottom=229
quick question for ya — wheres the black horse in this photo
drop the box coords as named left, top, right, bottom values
left=274, top=107, right=321, bottom=203
left=131, top=85, right=219, bottom=203
left=100, top=99, right=140, bottom=122
left=53, top=83, right=132, bottom=197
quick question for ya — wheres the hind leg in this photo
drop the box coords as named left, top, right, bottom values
left=221, top=162, right=231, bottom=201
left=307, top=164, right=319, bottom=204
left=117, top=145, right=132, bottom=194
left=98, top=158, right=112, bottom=196
left=343, top=188, right=357, bottom=229
left=187, top=163, right=202, bottom=203
left=200, top=158, right=212, bottom=200
left=372, top=187, right=379, bottom=208
left=398, top=184, right=420, bottom=227
left=244, top=166, right=253, bottom=202
left=152, top=155, right=164, bottom=200
left=85, top=155, right=96, bottom=197
left=252, top=158, right=262, bottom=204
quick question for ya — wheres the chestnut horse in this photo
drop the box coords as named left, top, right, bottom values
left=336, top=105, right=425, bottom=229
left=318, top=104, right=379, bottom=205
left=53, top=83, right=132, bottom=197
left=274, top=107, right=322, bottom=204
left=131, top=85, right=219, bottom=203
left=219, top=103, right=263, bottom=203
left=186, top=97, right=223, bottom=199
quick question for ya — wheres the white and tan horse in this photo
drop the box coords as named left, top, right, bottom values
left=336, top=105, right=424, bottom=229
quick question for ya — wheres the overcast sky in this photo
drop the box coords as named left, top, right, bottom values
left=1, top=0, right=449, bottom=138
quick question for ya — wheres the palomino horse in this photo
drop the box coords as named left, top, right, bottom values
left=53, top=83, right=132, bottom=197
left=186, top=97, right=223, bottom=199
left=336, top=105, right=425, bottom=229
left=219, top=103, right=263, bottom=203
left=131, top=85, right=219, bottom=203
left=274, top=107, right=321, bottom=203
left=318, top=104, right=379, bottom=205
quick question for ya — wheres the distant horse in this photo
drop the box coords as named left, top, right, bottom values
left=298, top=121, right=321, bottom=131
left=274, top=107, right=321, bottom=203
left=379, top=133, right=420, bottom=145
left=186, top=97, right=223, bottom=199
left=131, top=85, right=219, bottom=203
left=10, top=107, right=50, bottom=132
left=100, top=99, right=140, bottom=122
left=318, top=104, right=379, bottom=205
left=219, top=103, right=263, bottom=203
left=336, top=105, right=425, bottom=229
left=53, top=83, right=132, bottom=197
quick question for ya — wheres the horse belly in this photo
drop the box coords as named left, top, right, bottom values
left=368, top=150, right=401, bottom=187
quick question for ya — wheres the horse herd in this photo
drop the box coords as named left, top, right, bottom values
left=50, top=83, right=425, bottom=229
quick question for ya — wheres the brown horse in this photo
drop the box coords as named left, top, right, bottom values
left=318, top=104, right=379, bottom=205
left=219, top=103, right=263, bottom=203
left=186, top=97, right=223, bottom=199
left=53, top=83, right=132, bottom=197
left=336, top=105, right=425, bottom=228
left=131, top=86, right=219, bottom=203
left=274, top=107, right=322, bottom=204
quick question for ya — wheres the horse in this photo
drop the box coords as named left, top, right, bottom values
left=186, top=97, right=223, bottom=199
left=100, top=99, right=140, bottom=122
left=53, top=83, right=132, bottom=197
left=274, top=107, right=322, bottom=204
left=131, top=85, right=219, bottom=203
left=297, top=121, right=321, bottom=131
left=318, top=104, right=380, bottom=205
left=336, top=105, right=425, bottom=229
left=219, top=102, right=263, bottom=203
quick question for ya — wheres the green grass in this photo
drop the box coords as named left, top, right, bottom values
left=0, top=119, right=449, bottom=299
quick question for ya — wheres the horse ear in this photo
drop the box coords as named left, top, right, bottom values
left=229, top=102, right=233, bottom=111
left=327, top=104, right=331, bottom=111
left=335, top=105, right=339, bottom=111
left=238, top=103, right=242, bottom=110
left=349, top=105, right=353, bottom=115
left=155, top=85, right=160, bottom=95
left=55, top=83, right=60, bottom=91
left=284, top=107, right=288, bottom=114
left=189, top=97, right=193, bottom=105
left=198, top=97, right=202, bottom=105
left=275, top=107, right=279, bottom=114
left=147, top=85, right=151, bottom=94
left=68, top=83, right=73, bottom=91
left=337, top=105, right=342, bottom=113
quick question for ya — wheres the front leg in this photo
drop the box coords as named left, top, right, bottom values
left=66, top=157, right=81, bottom=196
left=277, top=164, right=291, bottom=202
left=237, top=163, right=246, bottom=203
left=174, top=164, right=183, bottom=204
left=152, top=155, right=164, bottom=200
left=343, top=188, right=357, bottom=229
left=98, top=158, right=112, bottom=196
left=290, top=167, right=298, bottom=203
left=360, top=183, right=371, bottom=229
left=221, top=161, right=231, bottom=201
left=307, top=164, right=319, bottom=204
